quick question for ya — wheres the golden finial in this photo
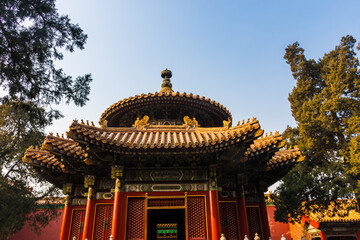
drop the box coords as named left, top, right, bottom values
left=242, top=119, right=245, bottom=124
left=61, top=134, right=64, bottom=138
left=265, top=132, right=268, bottom=137
left=56, top=133, right=60, bottom=137
left=252, top=117, right=257, bottom=122
left=91, top=121, right=95, bottom=127
left=81, top=119, right=85, bottom=124
left=275, top=131, right=279, bottom=135
left=86, top=120, right=89, bottom=125
left=49, top=132, right=53, bottom=136
left=237, top=121, right=240, bottom=126
left=270, top=131, right=273, bottom=136
left=246, top=118, right=250, bottom=123
left=35, top=145, right=39, bottom=150
left=74, top=119, right=78, bottom=123
left=159, top=69, right=174, bottom=93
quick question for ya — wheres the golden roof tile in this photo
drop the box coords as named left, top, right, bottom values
left=41, top=134, right=85, bottom=159
left=99, top=90, right=232, bottom=127
left=267, top=146, right=304, bottom=169
left=67, top=117, right=261, bottom=153
left=23, top=146, right=62, bottom=172
left=245, top=131, right=283, bottom=157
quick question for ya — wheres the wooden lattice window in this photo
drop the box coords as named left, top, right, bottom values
left=187, top=196, right=206, bottom=240
left=148, top=198, right=185, bottom=207
left=246, top=206, right=262, bottom=239
left=93, top=204, right=114, bottom=240
left=220, top=202, right=239, bottom=240
left=127, top=198, right=146, bottom=240
left=69, top=209, right=85, bottom=240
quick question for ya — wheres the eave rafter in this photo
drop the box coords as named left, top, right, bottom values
left=66, top=117, right=263, bottom=154
left=267, top=147, right=304, bottom=170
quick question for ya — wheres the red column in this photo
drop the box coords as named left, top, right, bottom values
left=259, top=200, right=271, bottom=239
left=357, top=230, right=360, bottom=240
left=59, top=195, right=72, bottom=240
left=238, top=196, right=249, bottom=238
left=111, top=179, right=123, bottom=240
left=209, top=190, right=221, bottom=240
left=320, top=231, right=326, bottom=240
left=82, top=187, right=95, bottom=240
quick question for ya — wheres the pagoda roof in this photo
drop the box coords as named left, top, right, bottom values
left=99, top=91, right=232, bottom=128
left=99, top=69, right=232, bottom=128
left=23, top=119, right=303, bottom=179
left=67, top=118, right=261, bottom=153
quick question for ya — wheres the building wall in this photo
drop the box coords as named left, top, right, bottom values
left=9, top=206, right=291, bottom=240
left=266, top=205, right=291, bottom=239
left=9, top=209, right=63, bottom=240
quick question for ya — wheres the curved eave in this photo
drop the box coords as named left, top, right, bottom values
left=23, top=147, right=63, bottom=172
left=245, top=132, right=285, bottom=159
left=266, top=147, right=304, bottom=170
left=41, top=134, right=85, bottom=159
left=99, top=91, right=232, bottom=126
left=67, top=118, right=262, bottom=153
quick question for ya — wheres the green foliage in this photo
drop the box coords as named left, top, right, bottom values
left=0, top=0, right=92, bottom=237
left=273, top=35, right=360, bottom=223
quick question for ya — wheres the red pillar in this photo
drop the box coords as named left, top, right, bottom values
left=82, top=187, right=95, bottom=240
left=209, top=190, right=221, bottom=240
left=238, top=196, right=249, bottom=238
left=111, top=179, right=123, bottom=240
left=259, top=200, right=271, bottom=239
left=59, top=195, right=72, bottom=240
left=320, top=231, right=326, bottom=240
left=357, top=230, right=360, bottom=240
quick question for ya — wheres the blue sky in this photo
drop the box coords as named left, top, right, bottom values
left=49, top=0, right=360, bottom=136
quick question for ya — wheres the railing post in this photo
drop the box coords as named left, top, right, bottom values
left=244, top=235, right=249, bottom=240
left=254, top=233, right=260, bottom=240
left=220, top=233, right=226, bottom=240
left=281, top=234, right=286, bottom=240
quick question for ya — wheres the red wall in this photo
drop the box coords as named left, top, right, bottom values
left=9, top=205, right=291, bottom=240
left=9, top=209, right=63, bottom=240
left=267, top=205, right=291, bottom=239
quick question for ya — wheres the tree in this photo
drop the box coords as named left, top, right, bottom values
left=0, top=0, right=92, bottom=238
left=273, top=35, right=360, bottom=223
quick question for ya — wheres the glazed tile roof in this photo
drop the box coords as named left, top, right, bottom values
left=307, top=201, right=360, bottom=223
left=23, top=121, right=303, bottom=175
left=23, top=146, right=62, bottom=172
left=245, top=131, right=285, bottom=159
left=67, top=118, right=262, bottom=152
left=42, top=134, right=85, bottom=159
left=99, top=91, right=232, bottom=126
left=267, top=147, right=304, bottom=169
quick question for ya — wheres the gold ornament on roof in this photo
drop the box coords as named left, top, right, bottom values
left=183, top=116, right=199, bottom=129
left=159, top=68, right=174, bottom=93
left=223, top=118, right=231, bottom=129
left=99, top=119, right=108, bottom=129
left=133, top=116, right=150, bottom=130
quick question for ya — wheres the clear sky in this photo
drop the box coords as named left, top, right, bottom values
left=48, top=0, right=360, bottom=137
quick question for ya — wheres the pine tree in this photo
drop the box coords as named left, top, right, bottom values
left=273, top=35, right=360, bottom=223
left=0, top=0, right=92, bottom=237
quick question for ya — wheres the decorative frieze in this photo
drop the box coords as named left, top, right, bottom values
left=125, top=183, right=208, bottom=192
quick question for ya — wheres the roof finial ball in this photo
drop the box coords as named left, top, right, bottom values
left=160, top=68, right=174, bottom=93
